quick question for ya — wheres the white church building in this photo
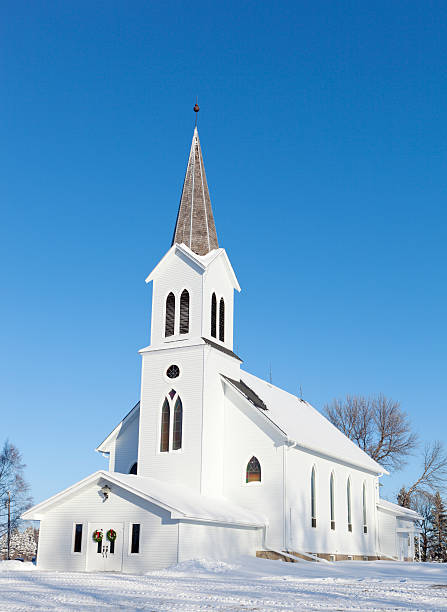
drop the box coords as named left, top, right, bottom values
left=23, top=123, right=421, bottom=572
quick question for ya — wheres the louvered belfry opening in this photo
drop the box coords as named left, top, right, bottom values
left=211, top=293, right=217, bottom=338
left=165, top=292, right=175, bottom=337
left=219, top=298, right=225, bottom=342
left=180, top=290, right=190, bottom=334
left=172, top=128, right=219, bottom=256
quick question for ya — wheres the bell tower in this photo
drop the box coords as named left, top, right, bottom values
left=137, top=115, right=241, bottom=496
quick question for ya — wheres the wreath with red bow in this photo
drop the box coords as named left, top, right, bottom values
left=92, top=530, right=103, bottom=543
left=107, top=529, right=117, bottom=542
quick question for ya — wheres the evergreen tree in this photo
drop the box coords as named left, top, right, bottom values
left=429, top=492, right=447, bottom=562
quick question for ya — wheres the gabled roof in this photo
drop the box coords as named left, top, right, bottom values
left=22, top=470, right=266, bottom=528
left=223, top=370, right=387, bottom=475
left=172, top=127, right=219, bottom=256
left=145, top=243, right=240, bottom=292
left=202, top=338, right=242, bottom=362
left=96, top=402, right=140, bottom=454
left=222, top=376, right=267, bottom=410
left=377, top=499, right=423, bottom=521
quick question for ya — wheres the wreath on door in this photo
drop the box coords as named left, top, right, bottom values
left=92, top=530, right=103, bottom=543
left=107, top=529, right=117, bottom=542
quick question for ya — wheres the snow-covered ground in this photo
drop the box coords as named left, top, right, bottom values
left=1, top=557, right=447, bottom=611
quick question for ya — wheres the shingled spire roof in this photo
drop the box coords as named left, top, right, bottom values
left=172, top=127, right=219, bottom=256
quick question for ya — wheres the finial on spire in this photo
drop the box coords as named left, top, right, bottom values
left=194, top=98, right=199, bottom=127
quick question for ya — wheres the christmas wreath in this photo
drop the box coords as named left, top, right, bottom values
left=107, top=529, right=117, bottom=542
left=92, top=530, right=103, bottom=543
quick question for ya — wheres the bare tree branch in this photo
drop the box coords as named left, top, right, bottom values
left=324, top=394, right=418, bottom=471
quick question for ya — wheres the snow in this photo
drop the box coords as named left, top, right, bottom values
left=0, top=560, right=36, bottom=572
left=238, top=370, right=386, bottom=474
left=1, top=556, right=447, bottom=610
left=23, top=470, right=266, bottom=527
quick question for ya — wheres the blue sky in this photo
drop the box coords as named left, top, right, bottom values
left=1, top=1, right=446, bottom=504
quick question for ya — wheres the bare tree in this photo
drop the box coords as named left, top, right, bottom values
left=398, top=442, right=447, bottom=508
left=411, top=492, right=434, bottom=561
left=324, top=394, right=418, bottom=471
left=0, top=441, right=32, bottom=542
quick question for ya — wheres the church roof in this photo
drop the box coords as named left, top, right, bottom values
left=22, top=470, right=266, bottom=527
left=172, top=127, right=219, bottom=256
left=224, top=371, right=387, bottom=475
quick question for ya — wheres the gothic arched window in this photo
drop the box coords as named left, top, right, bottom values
left=160, top=399, right=170, bottom=452
left=219, top=298, right=225, bottom=342
left=180, top=290, right=189, bottom=334
left=347, top=478, right=352, bottom=532
left=173, top=397, right=183, bottom=450
left=129, top=462, right=138, bottom=475
left=211, top=293, right=217, bottom=338
left=165, top=293, right=175, bottom=337
left=330, top=472, right=335, bottom=530
left=246, top=456, right=261, bottom=483
left=363, top=482, right=368, bottom=533
left=311, top=466, right=317, bottom=528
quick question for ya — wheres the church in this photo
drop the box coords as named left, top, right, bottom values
left=23, top=119, right=421, bottom=572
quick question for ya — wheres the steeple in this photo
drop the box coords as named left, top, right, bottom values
left=172, top=127, right=219, bottom=256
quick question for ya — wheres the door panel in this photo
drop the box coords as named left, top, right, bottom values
left=86, top=523, right=123, bottom=572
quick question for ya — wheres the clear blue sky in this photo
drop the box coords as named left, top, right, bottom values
left=1, top=1, right=446, bottom=505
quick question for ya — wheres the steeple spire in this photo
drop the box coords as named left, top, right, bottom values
left=172, top=126, right=219, bottom=256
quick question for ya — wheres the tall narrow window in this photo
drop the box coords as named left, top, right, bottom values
left=180, top=290, right=189, bottom=334
left=363, top=482, right=368, bottom=534
left=219, top=298, right=225, bottom=342
left=165, top=293, right=175, bottom=337
left=131, top=524, right=140, bottom=554
left=246, top=456, right=261, bottom=483
left=347, top=478, right=352, bottom=532
left=129, top=462, right=137, bottom=475
left=311, top=467, right=317, bottom=528
left=160, top=399, right=170, bottom=452
left=211, top=293, right=217, bottom=338
left=172, top=397, right=183, bottom=450
left=330, top=472, right=335, bottom=530
left=73, top=524, right=83, bottom=553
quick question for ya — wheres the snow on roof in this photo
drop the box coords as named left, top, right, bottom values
left=96, top=402, right=140, bottom=453
left=377, top=499, right=422, bottom=520
left=22, top=470, right=266, bottom=528
left=233, top=371, right=387, bottom=475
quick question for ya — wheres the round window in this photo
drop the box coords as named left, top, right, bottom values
left=166, top=365, right=180, bottom=379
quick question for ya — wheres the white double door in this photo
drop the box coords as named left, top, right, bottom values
left=86, top=523, right=123, bottom=572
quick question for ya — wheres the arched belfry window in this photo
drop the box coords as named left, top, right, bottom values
left=160, top=399, right=170, bottom=452
left=180, top=290, right=189, bottom=334
left=363, top=482, right=368, bottom=534
left=330, top=472, right=335, bottom=530
left=211, top=293, right=217, bottom=338
left=311, top=467, right=317, bottom=528
left=347, top=478, right=352, bottom=532
left=246, top=456, right=261, bottom=483
left=219, top=298, right=225, bottom=342
left=173, top=397, right=183, bottom=450
left=165, top=293, right=175, bottom=337
left=129, top=462, right=137, bottom=475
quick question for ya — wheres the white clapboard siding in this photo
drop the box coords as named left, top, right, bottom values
left=223, top=383, right=285, bottom=550
left=377, top=507, right=397, bottom=558
left=36, top=482, right=178, bottom=573
left=287, top=448, right=378, bottom=557
left=114, top=411, right=139, bottom=474
left=179, top=522, right=261, bottom=561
